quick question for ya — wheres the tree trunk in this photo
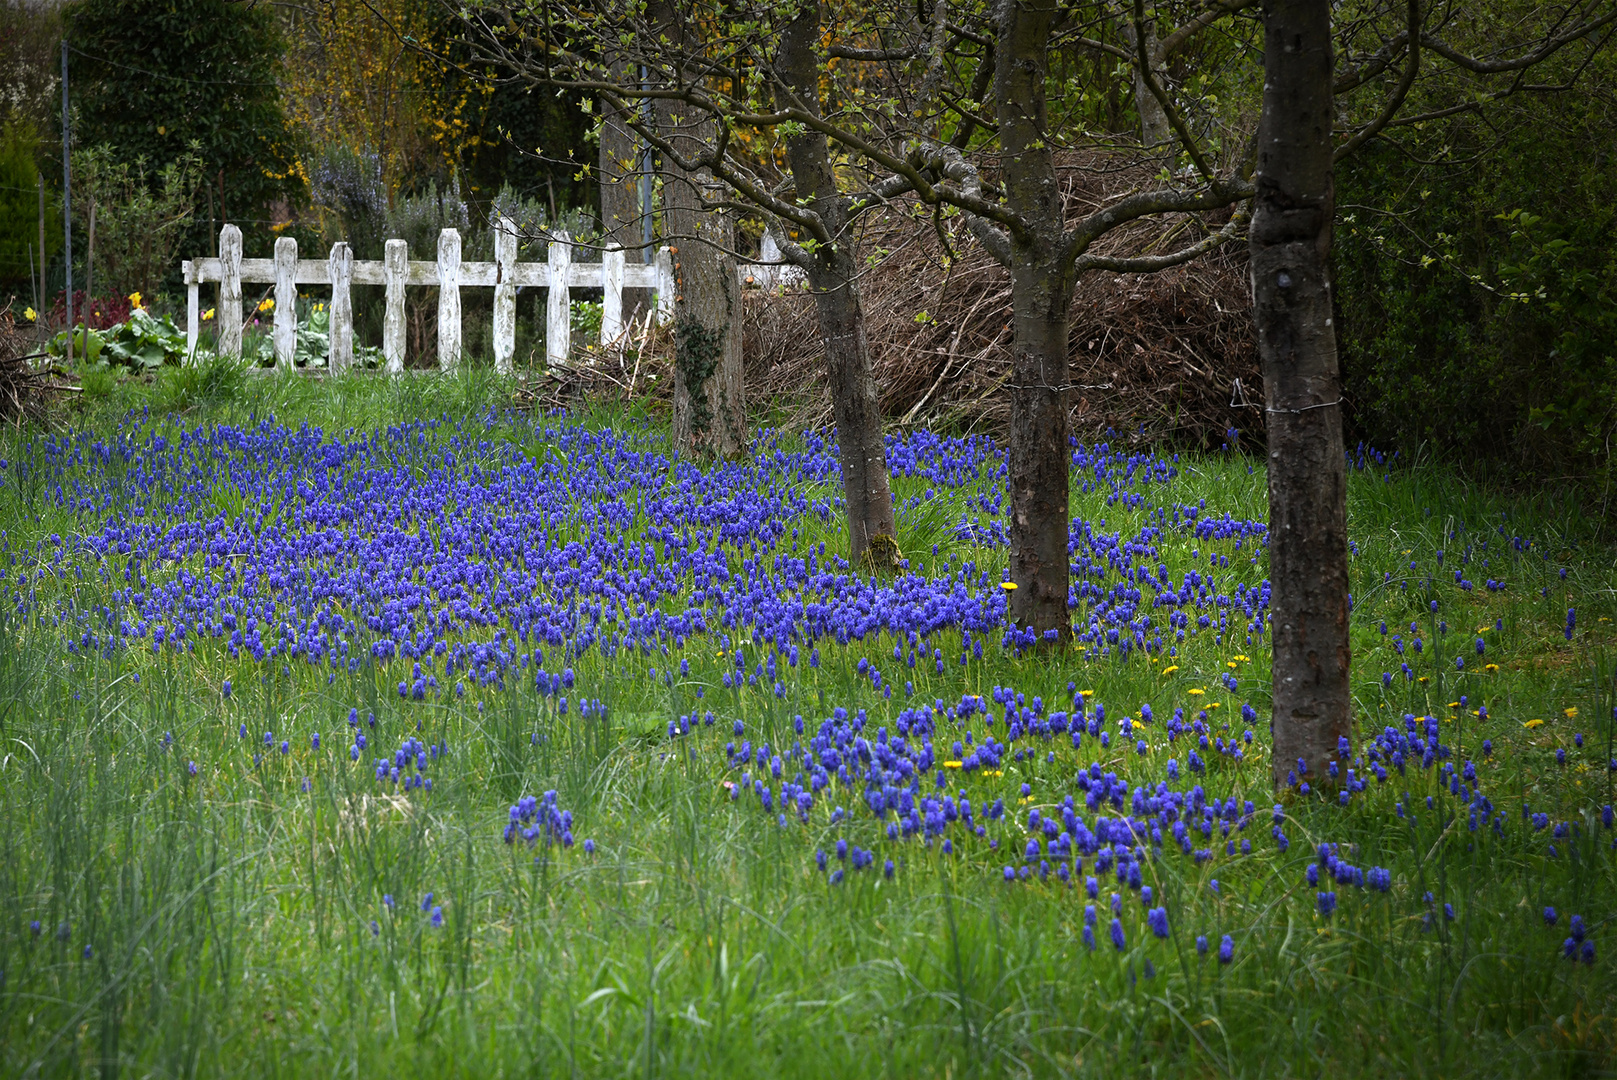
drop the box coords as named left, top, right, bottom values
left=1122, top=12, right=1172, bottom=152
left=657, top=97, right=746, bottom=459
left=996, top=0, right=1073, bottom=640
left=1251, top=0, right=1351, bottom=788
left=599, top=57, right=652, bottom=321
left=777, top=4, right=898, bottom=570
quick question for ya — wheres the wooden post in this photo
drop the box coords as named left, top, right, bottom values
left=329, top=241, right=353, bottom=372
left=383, top=238, right=406, bottom=375
left=273, top=235, right=297, bottom=369
left=185, top=261, right=199, bottom=361
left=219, top=224, right=243, bottom=359
left=654, top=245, right=675, bottom=325
left=492, top=215, right=516, bottom=374
left=547, top=229, right=571, bottom=367
left=437, top=227, right=461, bottom=370
left=602, top=241, right=624, bottom=346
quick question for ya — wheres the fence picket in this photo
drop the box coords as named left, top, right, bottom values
left=219, top=225, right=242, bottom=359
left=602, top=243, right=624, bottom=345
left=437, top=228, right=462, bottom=370
left=329, top=242, right=353, bottom=372
left=384, top=239, right=407, bottom=375
left=274, top=236, right=298, bottom=369
left=547, top=231, right=571, bottom=368
left=493, top=216, right=517, bottom=374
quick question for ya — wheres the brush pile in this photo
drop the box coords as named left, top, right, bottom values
left=744, top=152, right=1260, bottom=446
left=0, top=305, right=71, bottom=425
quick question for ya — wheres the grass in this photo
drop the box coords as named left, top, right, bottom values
left=0, top=366, right=1613, bottom=1079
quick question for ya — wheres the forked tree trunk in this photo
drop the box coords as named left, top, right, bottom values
left=1251, top=0, right=1352, bottom=787
left=996, top=0, right=1073, bottom=640
left=657, top=98, right=746, bottom=459
left=777, top=4, right=898, bottom=569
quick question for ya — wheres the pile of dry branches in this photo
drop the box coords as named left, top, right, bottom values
left=547, top=153, right=1260, bottom=445
left=745, top=152, right=1260, bottom=446
left=0, top=306, right=70, bottom=425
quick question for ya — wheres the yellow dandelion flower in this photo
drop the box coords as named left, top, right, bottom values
left=943, top=761, right=963, bottom=769
left=1187, top=688, right=1205, bottom=696
left=1000, top=581, right=1017, bottom=590
left=1564, top=707, right=1578, bottom=719
left=1079, top=689, right=1094, bottom=697
left=1524, top=718, right=1545, bottom=729
left=1232, top=654, right=1250, bottom=662
left=1484, top=663, right=1498, bottom=672
left=1226, top=662, right=1238, bottom=670
left=1447, top=701, right=1461, bottom=709
left=1207, top=701, right=1221, bottom=710
left=1418, top=676, right=1429, bottom=684
left=1161, top=665, right=1179, bottom=675
left=985, top=769, right=1004, bottom=777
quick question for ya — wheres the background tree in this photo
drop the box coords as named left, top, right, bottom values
left=64, top=0, right=304, bottom=263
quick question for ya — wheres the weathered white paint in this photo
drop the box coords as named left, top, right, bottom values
left=218, top=225, right=242, bottom=359
left=547, top=231, right=571, bottom=368
left=186, top=224, right=674, bottom=372
left=383, top=239, right=407, bottom=375
left=492, top=215, right=516, bottom=374
left=602, top=242, right=624, bottom=344
left=273, top=236, right=298, bottom=369
left=328, top=242, right=353, bottom=372
left=184, top=260, right=199, bottom=360
left=654, top=245, right=675, bottom=324
left=437, top=228, right=462, bottom=370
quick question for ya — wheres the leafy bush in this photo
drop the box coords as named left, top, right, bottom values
left=1335, top=80, right=1617, bottom=483
left=71, top=144, right=204, bottom=301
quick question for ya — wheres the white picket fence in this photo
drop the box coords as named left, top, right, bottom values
left=182, top=221, right=674, bottom=373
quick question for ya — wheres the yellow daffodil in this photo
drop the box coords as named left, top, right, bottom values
left=258, top=297, right=275, bottom=313
left=202, top=307, right=215, bottom=321
left=1524, top=718, right=1545, bottom=729
left=22, top=306, right=35, bottom=321
left=127, top=291, right=143, bottom=309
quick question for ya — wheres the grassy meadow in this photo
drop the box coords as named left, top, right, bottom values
left=0, top=363, right=1613, bottom=1079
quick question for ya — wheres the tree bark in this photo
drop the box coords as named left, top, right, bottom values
left=599, top=56, right=652, bottom=321
left=996, top=0, right=1073, bottom=641
left=777, top=3, right=899, bottom=570
left=1251, top=0, right=1351, bottom=787
left=1122, top=10, right=1171, bottom=152
left=657, top=95, right=746, bottom=459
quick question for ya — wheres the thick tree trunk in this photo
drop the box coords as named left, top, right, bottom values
left=777, top=4, right=898, bottom=570
left=996, top=0, right=1073, bottom=640
left=657, top=99, right=746, bottom=459
left=598, top=58, right=652, bottom=321
left=1251, top=0, right=1351, bottom=788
